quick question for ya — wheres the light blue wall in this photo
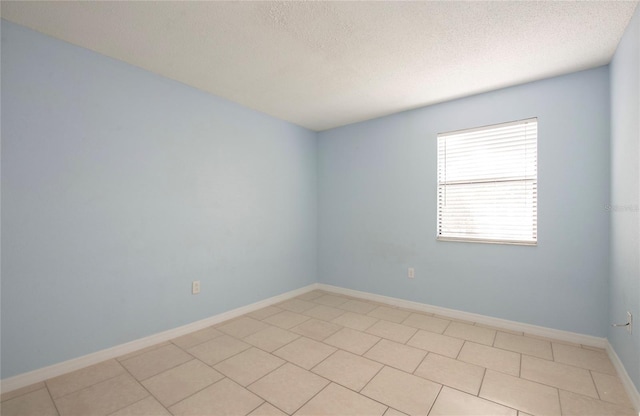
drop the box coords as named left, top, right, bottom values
left=318, top=67, right=611, bottom=337
left=1, top=21, right=317, bottom=379
left=609, top=5, right=640, bottom=391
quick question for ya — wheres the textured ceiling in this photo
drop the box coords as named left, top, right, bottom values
left=2, top=1, right=638, bottom=131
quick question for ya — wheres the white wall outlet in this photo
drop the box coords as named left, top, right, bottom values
left=192, top=280, right=201, bottom=295
left=408, top=267, right=415, bottom=279
left=627, top=311, right=633, bottom=334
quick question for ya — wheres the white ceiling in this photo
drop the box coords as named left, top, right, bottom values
left=2, top=1, right=638, bottom=131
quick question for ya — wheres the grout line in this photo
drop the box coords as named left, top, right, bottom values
left=556, top=386, right=564, bottom=415
left=589, top=370, right=603, bottom=400
left=455, top=341, right=466, bottom=360
left=477, top=367, right=488, bottom=397
left=169, top=331, right=224, bottom=351
left=117, top=360, right=170, bottom=414
left=244, top=399, right=267, bottom=416
left=44, top=384, right=62, bottom=416
left=425, top=384, right=444, bottom=416
left=412, top=351, right=430, bottom=376
left=361, top=337, right=384, bottom=356
left=359, top=364, right=386, bottom=394
left=167, top=376, right=228, bottom=411
left=48, top=371, right=126, bottom=401
left=288, top=380, right=334, bottom=414
left=308, top=349, right=340, bottom=373
left=116, top=341, right=172, bottom=363
left=107, top=395, right=155, bottom=415
left=242, top=360, right=288, bottom=391
left=518, top=353, right=522, bottom=377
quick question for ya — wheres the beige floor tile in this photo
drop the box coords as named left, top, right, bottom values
left=414, top=353, right=485, bottom=395
left=243, top=325, right=300, bottom=352
left=364, top=339, right=427, bottom=373
left=108, top=396, right=171, bottom=416
left=559, top=389, right=636, bottom=416
left=479, top=370, right=561, bottom=416
left=303, top=304, right=346, bottom=321
left=521, top=355, right=598, bottom=398
left=248, top=363, right=329, bottom=414
left=1, top=382, right=46, bottom=403
left=474, top=323, right=524, bottom=336
left=406, top=330, right=464, bottom=358
left=214, top=348, right=285, bottom=386
left=264, top=310, right=311, bottom=329
left=273, top=336, right=336, bottom=369
left=277, top=299, right=317, bottom=313
left=592, top=371, right=634, bottom=407
left=54, top=373, right=148, bottom=416
left=312, top=350, right=383, bottom=391
left=429, top=386, right=517, bottom=416
left=295, top=383, right=387, bottom=416
left=313, top=294, right=350, bottom=307
left=46, top=359, right=126, bottom=399
left=401, top=313, right=450, bottom=334
left=248, top=306, right=283, bottom=320
left=217, top=317, right=270, bottom=339
left=444, top=321, right=496, bottom=345
left=120, top=344, right=193, bottom=381
left=332, top=312, right=378, bottom=331
left=171, top=326, right=223, bottom=349
left=433, top=314, right=474, bottom=325
left=248, top=402, right=288, bottom=416
left=458, top=342, right=520, bottom=376
left=494, top=331, right=553, bottom=360
left=0, top=388, right=58, bottom=416
left=323, top=327, right=381, bottom=355
left=525, top=334, right=581, bottom=348
left=187, top=335, right=251, bottom=365
left=141, top=359, right=223, bottom=406
left=582, top=344, right=607, bottom=352
left=384, top=409, right=408, bottom=416
left=366, top=320, right=417, bottom=343
left=367, top=306, right=411, bottom=323
left=552, top=343, right=617, bottom=374
left=296, top=290, right=326, bottom=301
left=291, top=318, right=342, bottom=341
left=361, top=366, right=441, bottom=416
left=339, top=299, right=379, bottom=314
left=116, top=342, right=171, bottom=362
left=169, top=378, right=263, bottom=416
left=397, top=306, right=429, bottom=315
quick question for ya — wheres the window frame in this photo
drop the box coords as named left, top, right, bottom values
left=436, top=118, right=538, bottom=246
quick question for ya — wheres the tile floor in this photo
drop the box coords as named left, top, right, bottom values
left=2, top=290, right=637, bottom=416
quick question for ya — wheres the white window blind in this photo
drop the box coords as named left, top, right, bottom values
left=437, top=118, right=537, bottom=245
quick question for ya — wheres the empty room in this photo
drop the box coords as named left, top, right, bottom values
left=1, top=1, right=639, bottom=415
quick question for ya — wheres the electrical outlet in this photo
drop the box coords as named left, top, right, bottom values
left=627, top=311, right=633, bottom=334
left=408, top=267, right=415, bottom=279
left=192, top=280, right=201, bottom=295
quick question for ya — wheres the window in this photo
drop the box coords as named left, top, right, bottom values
left=437, top=118, right=537, bottom=245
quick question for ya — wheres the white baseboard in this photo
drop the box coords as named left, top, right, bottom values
left=318, top=284, right=608, bottom=348
left=606, top=342, right=640, bottom=414
left=0, top=283, right=319, bottom=395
